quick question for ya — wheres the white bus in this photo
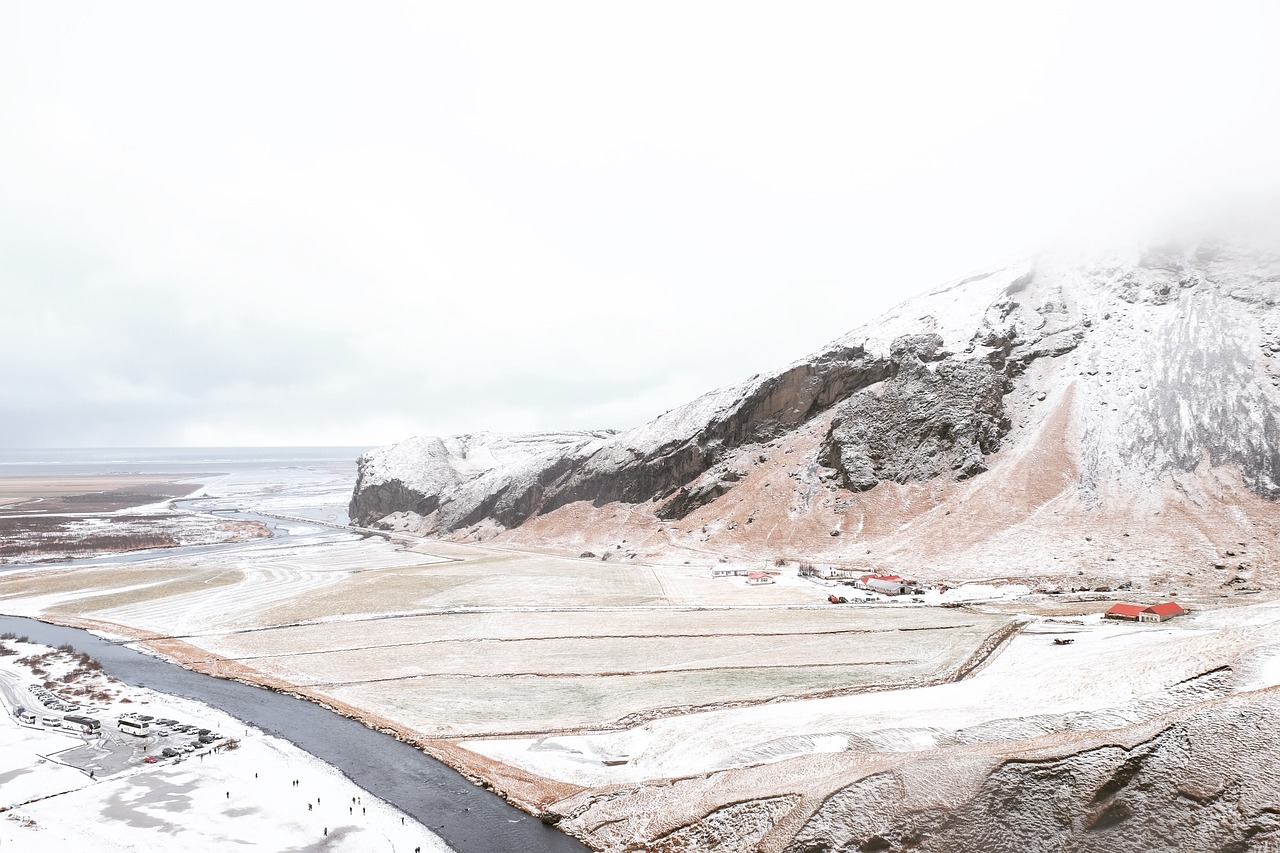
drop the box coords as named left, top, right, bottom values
left=119, top=718, right=150, bottom=737
left=65, top=714, right=101, bottom=733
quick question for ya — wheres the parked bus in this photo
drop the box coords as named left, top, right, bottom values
left=118, top=718, right=150, bottom=737
left=64, top=714, right=101, bottom=733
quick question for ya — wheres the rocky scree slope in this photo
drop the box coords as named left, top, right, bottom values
left=351, top=240, right=1280, bottom=569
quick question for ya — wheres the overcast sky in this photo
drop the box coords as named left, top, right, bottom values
left=3, top=2, right=1280, bottom=447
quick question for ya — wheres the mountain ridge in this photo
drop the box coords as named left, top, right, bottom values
left=351, top=238, right=1280, bottom=586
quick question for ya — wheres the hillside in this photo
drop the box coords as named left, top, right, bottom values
left=352, top=238, right=1280, bottom=590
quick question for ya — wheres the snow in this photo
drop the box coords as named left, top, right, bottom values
left=358, top=431, right=615, bottom=496
left=463, top=600, right=1280, bottom=788
left=0, top=639, right=450, bottom=853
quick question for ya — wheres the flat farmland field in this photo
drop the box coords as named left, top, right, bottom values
left=198, top=606, right=990, bottom=657
left=0, top=528, right=1010, bottom=743
left=188, top=606, right=1007, bottom=737
left=315, top=661, right=955, bottom=738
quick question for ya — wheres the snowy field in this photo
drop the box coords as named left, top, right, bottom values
left=461, top=601, right=1280, bottom=789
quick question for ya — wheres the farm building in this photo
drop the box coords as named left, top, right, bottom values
left=821, top=567, right=860, bottom=580
left=858, top=574, right=909, bottom=595
left=1139, top=601, right=1186, bottom=622
left=1104, top=603, right=1147, bottom=621
left=712, top=568, right=750, bottom=578
left=746, top=571, right=775, bottom=586
left=1105, top=602, right=1186, bottom=622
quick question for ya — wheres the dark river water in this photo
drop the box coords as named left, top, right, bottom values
left=0, top=615, right=588, bottom=853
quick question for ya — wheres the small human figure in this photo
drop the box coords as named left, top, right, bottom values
left=401, top=817, right=405, bottom=825
left=349, top=807, right=352, bottom=814
left=324, top=827, right=328, bottom=836
left=308, top=803, right=313, bottom=811
left=226, top=792, right=229, bottom=799
left=362, top=807, right=365, bottom=815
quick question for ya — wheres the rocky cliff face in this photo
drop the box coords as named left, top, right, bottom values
left=351, top=239, right=1280, bottom=574
left=820, top=334, right=1011, bottom=491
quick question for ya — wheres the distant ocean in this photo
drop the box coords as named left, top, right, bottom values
left=0, top=447, right=374, bottom=477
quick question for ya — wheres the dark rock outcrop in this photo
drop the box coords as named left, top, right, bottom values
left=820, top=334, right=1011, bottom=491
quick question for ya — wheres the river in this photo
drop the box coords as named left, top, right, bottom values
left=0, top=615, right=588, bottom=853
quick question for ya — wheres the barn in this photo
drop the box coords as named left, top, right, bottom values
left=1106, top=602, right=1186, bottom=622
left=1104, top=603, right=1147, bottom=621
left=1138, top=601, right=1186, bottom=622
left=860, top=574, right=908, bottom=595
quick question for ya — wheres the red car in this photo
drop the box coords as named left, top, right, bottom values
left=143, top=756, right=158, bottom=764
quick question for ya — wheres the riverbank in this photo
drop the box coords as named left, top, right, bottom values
left=0, top=615, right=590, bottom=853
left=0, top=633, right=449, bottom=852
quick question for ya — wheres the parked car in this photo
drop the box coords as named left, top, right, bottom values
left=142, top=756, right=158, bottom=764
left=160, top=747, right=179, bottom=757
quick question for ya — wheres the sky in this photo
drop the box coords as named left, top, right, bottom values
left=3, top=2, right=1280, bottom=448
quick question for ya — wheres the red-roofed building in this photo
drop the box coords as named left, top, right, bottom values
left=1104, top=603, right=1147, bottom=621
left=746, top=571, right=775, bottom=586
left=1106, top=601, right=1187, bottom=622
left=1139, top=601, right=1185, bottom=623
left=858, top=574, right=908, bottom=595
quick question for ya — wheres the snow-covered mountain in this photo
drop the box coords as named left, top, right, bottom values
left=352, top=237, right=1280, bottom=582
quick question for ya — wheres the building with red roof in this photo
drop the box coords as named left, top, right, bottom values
left=1139, top=601, right=1185, bottom=622
left=1105, top=601, right=1185, bottom=622
left=1104, top=603, right=1148, bottom=621
left=858, top=574, right=909, bottom=595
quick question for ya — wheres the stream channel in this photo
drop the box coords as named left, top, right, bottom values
left=0, top=614, right=588, bottom=853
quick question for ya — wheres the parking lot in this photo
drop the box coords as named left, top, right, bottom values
left=1, top=640, right=230, bottom=779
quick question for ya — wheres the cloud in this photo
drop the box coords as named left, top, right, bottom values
left=2, top=2, right=1279, bottom=446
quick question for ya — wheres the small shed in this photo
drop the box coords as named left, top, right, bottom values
left=1139, top=601, right=1185, bottom=622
